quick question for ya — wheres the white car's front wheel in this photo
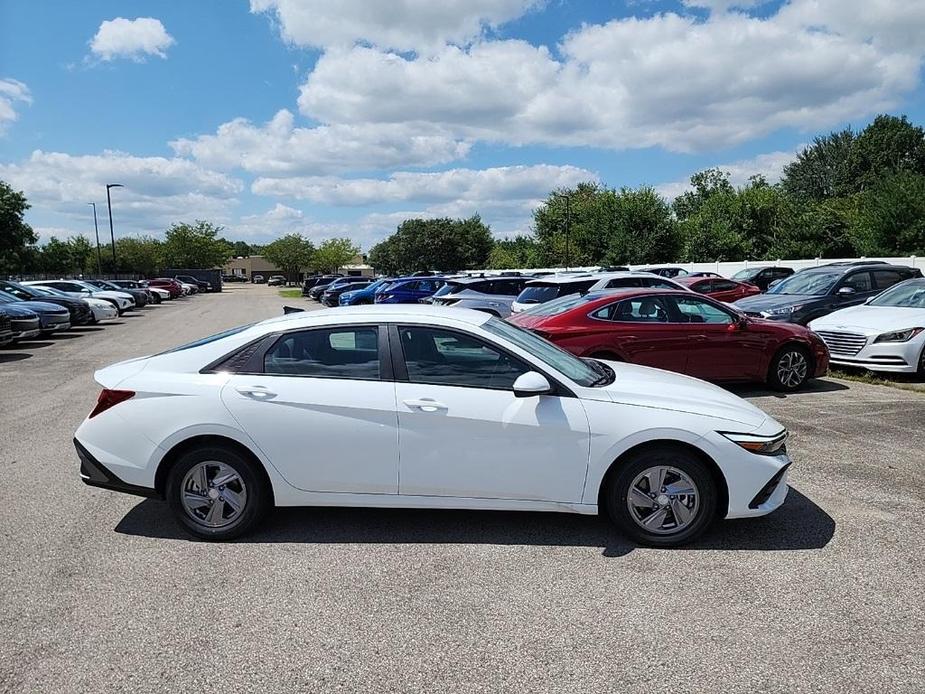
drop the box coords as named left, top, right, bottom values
left=606, top=446, right=717, bottom=547
left=166, top=445, right=270, bottom=540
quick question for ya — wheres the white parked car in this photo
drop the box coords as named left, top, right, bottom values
left=809, top=278, right=925, bottom=374
left=75, top=306, right=792, bottom=545
left=586, top=271, right=689, bottom=293
left=25, top=280, right=135, bottom=314
left=28, top=285, right=119, bottom=323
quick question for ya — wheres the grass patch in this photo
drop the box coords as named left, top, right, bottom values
left=829, top=368, right=924, bottom=394
left=277, top=288, right=302, bottom=299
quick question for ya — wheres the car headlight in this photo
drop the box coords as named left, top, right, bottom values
left=720, top=431, right=788, bottom=456
left=874, top=327, right=923, bottom=343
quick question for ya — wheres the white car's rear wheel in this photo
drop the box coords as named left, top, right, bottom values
left=166, top=445, right=269, bottom=540
left=606, top=446, right=717, bottom=547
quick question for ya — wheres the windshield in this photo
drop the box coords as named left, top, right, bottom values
left=0, top=282, right=39, bottom=299
left=767, top=271, right=839, bottom=296
left=516, top=280, right=596, bottom=305
left=29, top=285, right=67, bottom=297
left=521, top=292, right=604, bottom=317
left=432, top=282, right=462, bottom=298
left=0, top=290, right=19, bottom=303
left=732, top=268, right=760, bottom=280
left=869, top=281, right=925, bottom=308
left=483, top=317, right=604, bottom=387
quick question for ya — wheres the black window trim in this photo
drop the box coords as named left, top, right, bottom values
left=201, top=323, right=392, bottom=382
left=589, top=292, right=739, bottom=325
left=390, top=323, right=576, bottom=397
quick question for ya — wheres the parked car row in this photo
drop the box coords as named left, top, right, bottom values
left=0, top=276, right=205, bottom=348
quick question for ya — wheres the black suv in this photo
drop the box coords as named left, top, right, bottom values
left=734, top=263, right=922, bottom=324
left=302, top=275, right=343, bottom=298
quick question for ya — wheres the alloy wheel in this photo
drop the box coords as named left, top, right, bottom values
left=776, top=350, right=808, bottom=388
left=625, top=465, right=700, bottom=535
left=180, top=461, right=248, bottom=528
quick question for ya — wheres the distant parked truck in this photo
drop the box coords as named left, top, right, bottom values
left=162, top=268, right=223, bottom=292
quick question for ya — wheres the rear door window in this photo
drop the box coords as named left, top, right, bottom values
left=264, top=327, right=380, bottom=379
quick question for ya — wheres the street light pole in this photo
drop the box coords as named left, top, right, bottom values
left=553, top=192, right=572, bottom=270
left=105, top=183, right=123, bottom=267
left=87, top=202, right=102, bottom=275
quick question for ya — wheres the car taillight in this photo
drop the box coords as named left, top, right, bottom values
left=89, top=389, right=135, bottom=418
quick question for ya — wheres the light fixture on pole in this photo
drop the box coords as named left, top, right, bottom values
left=87, top=202, right=102, bottom=275
left=105, top=183, right=123, bottom=266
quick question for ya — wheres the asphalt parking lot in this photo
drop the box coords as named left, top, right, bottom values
left=1, top=283, right=923, bottom=693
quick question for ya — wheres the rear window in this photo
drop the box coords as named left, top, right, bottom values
left=520, top=292, right=604, bottom=317
left=516, top=280, right=596, bottom=305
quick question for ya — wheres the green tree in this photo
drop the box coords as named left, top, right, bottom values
left=312, top=237, right=360, bottom=273
left=846, top=115, right=925, bottom=193
left=488, top=235, right=541, bottom=269
left=115, top=236, right=163, bottom=275
left=262, top=233, right=315, bottom=283
left=67, top=235, right=96, bottom=275
left=533, top=182, right=615, bottom=267
left=0, top=179, right=38, bottom=273
left=231, top=241, right=252, bottom=257
left=161, top=221, right=232, bottom=268
left=780, top=129, right=856, bottom=201
left=368, top=216, right=493, bottom=273
left=607, top=186, right=679, bottom=265
left=39, top=237, right=74, bottom=274
left=850, top=172, right=925, bottom=256
left=672, top=169, right=735, bottom=221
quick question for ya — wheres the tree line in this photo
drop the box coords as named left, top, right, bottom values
left=2, top=113, right=924, bottom=276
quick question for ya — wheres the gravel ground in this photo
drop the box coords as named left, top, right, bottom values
left=1, top=284, right=922, bottom=693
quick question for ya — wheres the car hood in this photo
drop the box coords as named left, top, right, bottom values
left=809, top=305, right=925, bottom=335
left=0, top=304, right=39, bottom=318
left=734, top=293, right=820, bottom=311
left=580, top=361, right=770, bottom=429
left=2, top=300, right=68, bottom=316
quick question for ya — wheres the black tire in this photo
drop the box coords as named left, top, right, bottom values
left=605, top=446, right=717, bottom=547
left=166, top=445, right=270, bottom=541
left=917, top=345, right=925, bottom=378
left=767, top=344, right=811, bottom=391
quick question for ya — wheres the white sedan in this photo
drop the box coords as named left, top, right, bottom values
left=25, top=280, right=135, bottom=314
left=75, top=306, right=792, bottom=546
left=28, top=285, right=119, bottom=323
left=810, top=278, right=925, bottom=374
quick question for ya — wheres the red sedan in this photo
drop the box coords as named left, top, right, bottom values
left=677, top=276, right=761, bottom=303
left=508, top=289, right=829, bottom=391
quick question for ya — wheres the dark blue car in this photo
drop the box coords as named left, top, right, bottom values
left=338, top=277, right=393, bottom=306
left=374, top=276, right=446, bottom=304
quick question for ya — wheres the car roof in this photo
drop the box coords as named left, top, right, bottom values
left=260, top=304, right=494, bottom=330
left=525, top=274, right=599, bottom=285
left=800, top=263, right=914, bottom=275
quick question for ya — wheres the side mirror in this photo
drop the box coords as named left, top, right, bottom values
left=512, top=371, right=552, bottom=398
left=837, top=286, right=856, bottom=297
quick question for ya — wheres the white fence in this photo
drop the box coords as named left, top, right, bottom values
left=466, top=256, right=920, bottom=277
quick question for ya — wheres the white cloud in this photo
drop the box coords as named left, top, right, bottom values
left=250, top=0, right=540, bottom=52
left=296, top=2, right=925, bottom=153
left=170, top=109, right=470, bottom=174
left=89, top=17, right=175, bottom=62
left=682, top=0, right=768, bottom=12
left=0, top=150, right=243, bottom=236
left=0, top=79, right=32, bottom=134
left=655, top=148, right=798, bottom=199
left=251, top=164, right=596, bottom=206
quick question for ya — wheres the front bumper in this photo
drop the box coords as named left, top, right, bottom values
left=10, top=317, right=41, bottom=341
left=41, top=316, right=71, bottom=333
left=90, top=304, right=119, bottom=321
left=817, top=331, right=924, bottom=373
left=75, top=438, right=159, bottom=498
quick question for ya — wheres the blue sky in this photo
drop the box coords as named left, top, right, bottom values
left=1, top=0, right=924, bottom=250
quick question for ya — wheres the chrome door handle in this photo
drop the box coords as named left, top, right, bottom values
left=236, top=386, right=277, bottom=399
left=403, top=398, right=448, bottom=412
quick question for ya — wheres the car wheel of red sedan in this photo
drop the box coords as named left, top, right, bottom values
left=768, top=345, right=811, bottom=392
left=606, top=446, right=716, bottom=547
